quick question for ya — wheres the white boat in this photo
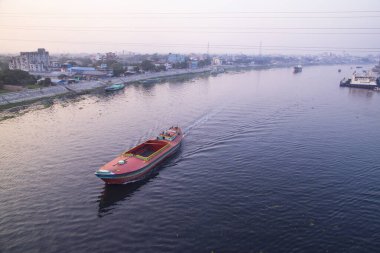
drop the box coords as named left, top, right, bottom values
left=340, top=70, right=379, bottom=89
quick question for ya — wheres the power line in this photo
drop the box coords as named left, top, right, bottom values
left=2, top=25, right=380, bottom=30
left=2, top=27, right=380, bottom=35
left=2, top=15, right=380, bottom=19
left=1, top=10, right=380, bottom=14
left=1, top=39, right=379, bottom=53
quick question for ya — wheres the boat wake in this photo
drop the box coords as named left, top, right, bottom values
left=183, top=108, right=222, bottom=137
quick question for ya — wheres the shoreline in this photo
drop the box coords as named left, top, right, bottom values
left=0, top=63, right=350, bottom=109
left=0, top=67, right=213, bottom=107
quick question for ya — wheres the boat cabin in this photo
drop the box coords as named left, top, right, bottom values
left=157, top=127, right=179, bottom=141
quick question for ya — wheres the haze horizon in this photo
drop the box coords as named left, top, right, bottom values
left=1, top=0, right=380, bottom=56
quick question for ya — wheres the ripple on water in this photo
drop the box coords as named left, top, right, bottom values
left=1, top=66, right=380, bottom=253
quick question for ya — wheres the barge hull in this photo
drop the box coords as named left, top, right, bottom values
left=98, top=141, right=181, bottom=184
left=340, top=83, right=377, bottom=90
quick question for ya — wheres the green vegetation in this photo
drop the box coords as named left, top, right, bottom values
left=172, top=61, right=189, bottom=69
left=141, top=60, right=156, bottom=71
left=26, top=84, right=41, bottom=89
left=37, top=77, right=52, bottom=87
left=0, top=69, right=37, bottom=88
left=110, top=62, right=124, bottom=77
left=0, top=56, right=10, bottom=71
left=198, top=57, right=212, bottom=67
left=0, top=115, right=16, bottom=121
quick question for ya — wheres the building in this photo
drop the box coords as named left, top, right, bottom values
left=9, top=48, right=50, bottom=72
left=67, top=66, right=96, bottom=74
left=189, top=60, right=199, bottom=69
left=67, top=66, right=108, bottom=80
left=212, top=57, right=222, bottom=65
left=167, top=53, right=186, bottom=63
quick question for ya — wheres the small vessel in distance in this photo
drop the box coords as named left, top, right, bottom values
left=340, top=70, right=380, bottom=90
left=139, top=78, right=161, bottom=84
left=293, top=65, right=302, bottom=73
left=105, top=83, right=125, bottom=92
left=95, top=126, right=183, bottom=184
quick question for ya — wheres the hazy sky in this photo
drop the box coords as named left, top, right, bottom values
left=1, top=0, right=380, bottom=55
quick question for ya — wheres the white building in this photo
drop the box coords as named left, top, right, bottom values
left=212, top=57, right=222, bottom=65
left=9, top=48, right=50, bottom=72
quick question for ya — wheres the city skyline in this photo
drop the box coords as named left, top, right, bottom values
left=1, top=0, right=380, bottom=55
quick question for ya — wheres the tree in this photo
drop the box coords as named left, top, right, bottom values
left=172, top=61, right=188, bottom=69
left=105, top=59, right=117, bottom=67
left=0, top=69, right=37, bottom=86
left=156, top=65, right=166, bottom=72
left=43, top=78, right=51, bottom=86
left=140, top=60, right=156, bottom=72
left=111, top=62, right=124, bottom=77
left=37, top=77, right=52, bottom=86
left=0, top=60, right=10, bottom=71
left=67, top=61, right=78, bottom=66
left=198, top=57, right=211, bottom=67
left=78, top=57, right=93, bottom=67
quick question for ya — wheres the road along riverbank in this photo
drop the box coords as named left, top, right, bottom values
left=0, top=67, right=212, bottom=107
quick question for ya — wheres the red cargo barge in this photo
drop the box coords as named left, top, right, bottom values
left=95, top=126, right=183, bottom=184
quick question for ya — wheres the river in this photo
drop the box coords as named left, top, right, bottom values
left=0, top=65, right=379, bottom=253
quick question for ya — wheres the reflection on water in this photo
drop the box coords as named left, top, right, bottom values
left=97, top=145, right=182, bottom=217
left=347, top=87, right=375, bottom=99
left=97, top=179, right=149, bottom=217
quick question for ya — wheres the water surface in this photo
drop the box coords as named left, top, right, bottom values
left=0, top=65, right=379, bottom=253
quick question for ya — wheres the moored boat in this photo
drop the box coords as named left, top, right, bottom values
left=139, top=78, right=160, bottom=84
left=95, top=126, right=183, bottom=184
left=293, top=65, right=302, bottom=73
left=340, top=70, right=379, bottom=90
left=105, top=83, right=125, bottom=92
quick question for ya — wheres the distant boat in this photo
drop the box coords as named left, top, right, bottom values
left=105, top=83, right=125, bottom=92
left=139, top=78, right=160, bottom=84
left=95, top=126, right=183, bottom=184
left=293, top=65, right=302, bottom=73
left=340, top=70, right=379, bottom=89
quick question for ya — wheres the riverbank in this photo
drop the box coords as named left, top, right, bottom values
left=0, top=63, right=331, bottom=108
left=0, top=67, right=212, bottom=107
